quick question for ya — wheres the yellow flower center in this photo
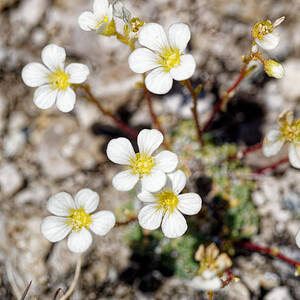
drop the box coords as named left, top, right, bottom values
left=252, top=20, right=273, bottom=40
left=96, top=15, right=109, bottom=28
left=159, top=48, right=181, bottom=72
left=156, top=191, right=179, bottom=213
left=48, top=69, right=70, bottom=91
left=67, top=208, right=92, bottom=231
left=130, top=153, right=156, bottom=177
left=280, top=120, right=300, bottom=143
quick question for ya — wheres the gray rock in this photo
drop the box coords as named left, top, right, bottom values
left=264, top=286, right=294, bottom=300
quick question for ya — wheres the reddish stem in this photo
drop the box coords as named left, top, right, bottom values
left=254, top=156, right=289, bottom=174
left=184, top=80, right=203, bottom=147
left=143, top=81, right=170, bottom=149
left=76, top=84, right=138, bottom=139
left=222, top=269, right=233, bottom=288
left=237, top=241, right=300, bottom=268
left=202, top=64, right=247, bottom=133
left=230, top=142, right=263, bottom=160
left=115, top=217, right=138, bottom=227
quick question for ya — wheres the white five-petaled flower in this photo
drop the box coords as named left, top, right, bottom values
left=106, top=129, right=178, bottom=193
left=262, top=110, right=300, bottom=169
left=128, top=22, right=196, bottom=95
left=22, top=44, right=89, bottom=113
left=40, top=189, right=116, bottom=253
left=78, top=0, right=113, bottom=34
left=252, top=16, right=285, bottom=50
left=137, top=170, right=202, bottom=238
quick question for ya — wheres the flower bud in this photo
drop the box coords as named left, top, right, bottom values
left=264, top=59, right=285, bottom=78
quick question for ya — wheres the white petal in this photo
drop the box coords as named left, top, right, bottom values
left=165, top=170, right=186, bottom=195
left=56, top=87, right=76, bottom=113
left=141, top=168, right=166, bottom=192
left=112, top=170, right=139, bottom=191
left=145, top=67, right=173, bottom=95
left=74, top=188, right=99, bottom=214
left=41, top=44, right=66, bottom=72
left=78, top=11, right=100, bottom=31
left=170, top=54, right=196, bottom=81
left=33, top=85, right=58, bottom=110
left=161, top=209, right=187, bottom=238
left=65, top=63, right=89, bottom=84
left=278, top=110, right=293, bottom=127
left=22, top=62, right=50, bottom=87
left=255, top=33, right=279, bottom=50
left=90, top=210, right=116, bottom=235
left=154, top=150, right=178, bottom=173
left=106, top=137, right=135, bottom=165
left=41, top=216, right=71, bottom=242
left=296, top=230, right=300, bottom=248
left=67, top=227, right=92, bottom=253
left=136, top=188, right=157, bottom=203
left=289, top=144, right=300, bottom=169
left=262, top=129, right=284, bottom=157
left=138, top=204, right=163, bottom=230
left=128, top=48, right=160, bottom=74
left=177, top=193, right=202, bottom=215
left=47, top=192, right=75, bottom=216
left=93, top=0, right=109, bottom=18
left=138, top=129, right=163, bottom=156
left=192, top=275, right=222, bottom=291
left=167, top=23, right=191, bottom=52
left=138, top=23, right=169, bottom=52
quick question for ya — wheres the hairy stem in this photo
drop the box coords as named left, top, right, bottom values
left=75, top=84, right=138, bottom=138
left=115, top=216, right=138, bottom=227
left=59, top=254, right=83, bottom=300
left=230, top=142, right=263, bottom=160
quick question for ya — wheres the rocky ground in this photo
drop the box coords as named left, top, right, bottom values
left=1, top=0, right=300, bottom=299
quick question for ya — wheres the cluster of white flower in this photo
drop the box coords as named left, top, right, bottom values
left=107, top=129, right=202, bottom=238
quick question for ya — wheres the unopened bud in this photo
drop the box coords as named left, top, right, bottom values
left=264, top=59, right=285, bottom=79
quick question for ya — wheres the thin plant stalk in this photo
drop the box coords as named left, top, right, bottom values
left=75, top=84, right=138, bottom=138
left=182, top=79, right=203, bottom=147
left=143, top=76, right=170, bottom=149
left=207, top=291, right=214, bottom=300
left=59, top=254, right=83, bottom=300
left=237, top=241, right=300, bottom=269
left=254, top=156, right=289, bottom=174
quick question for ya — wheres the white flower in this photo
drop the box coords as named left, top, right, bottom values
left=106, top=129, right=178, bottom=193
left=22, top=44, right=89, bottom=113
left=252, top=17, right=284, bottom=50
left=40, top=189, right=115, bottom=253
left=78, top=0, right=113, bottom=34
left=128, top=23, right=196, bottom=94
left=262, top=110, right=300, bottom=169
left=137, top=170, right=202, bottom=238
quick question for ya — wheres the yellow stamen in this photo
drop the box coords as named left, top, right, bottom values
left=252, top=20, right=273, bottom=40
left=48, top=69, right=70, bottom=91
left=159, top=47, right=181, bottom=72
left=280, top=119, right=300, bottom=143
left=67, top=208, right=92, bottom=231
left=130, top=153, right=156, bottom=177
left=96, top=15, right=109, bottom=28
left=156, top=191, right=179, bottom=213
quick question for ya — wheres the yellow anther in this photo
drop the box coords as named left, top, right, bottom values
left=252, top=20, right=273, bottom=40
left=295, top=266, right=300, bottom=277
left=48, top=69, right=70, bottom=91
left=156, top=191, right=179, bottom=213
left=270, top=247, right=279, bottom=256
left=280, top=120, right=300, bottom=143
left=130, top=153, right=156, bottom=177
left=68, top=208, right=92, bottom=231
left=159, top=48, right=181, bottom=71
